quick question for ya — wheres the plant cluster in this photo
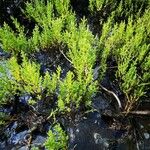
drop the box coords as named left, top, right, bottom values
left=89, top=0, right=106, bottom=11
left=0, top=1, right=98, bottom=148
left=89, top=0, right=150, bottom=13
left=0, top=0, right=97, bottom=114
left=0, top=0, right=150, bottom=149
left=0, top=53, right=60, bottom=105
left=89, top=0, right=150, bottom=30
left=44, top=123, right=68, bottom=150
left=0, top=0, right=75, bottom=54
left=0, top=20, right=29, bottom=54
left=58, top=19, right=97, bottom=113
left=98, top=8, right=150, bottom=112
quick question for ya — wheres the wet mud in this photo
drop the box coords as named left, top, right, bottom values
left=0, top=1, right=150, bottom=150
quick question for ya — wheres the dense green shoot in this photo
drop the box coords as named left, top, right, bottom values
left=89, top=0, right=106, bottom=11
left=44, top=123, right=68, bottom=150
left=0, top=21, right=28, bottom=54
left=25, top=0, right=73, bottom=50
left=58, top=19, right=97, bottom=113
left=0, top=54, right=60, bottom=105
left=0, top=0, right=75, bottom=53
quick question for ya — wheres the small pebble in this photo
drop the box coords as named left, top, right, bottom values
left=140, top=125, right=144, bottom=129
left=144, top=133, right=150, bottom=139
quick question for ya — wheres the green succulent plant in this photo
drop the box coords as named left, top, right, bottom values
left=44, top=123, right=68, bottom=150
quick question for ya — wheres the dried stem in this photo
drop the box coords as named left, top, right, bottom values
left=59, top=49, right=73, bottom=64
left=100, top=84, right=122, bottom=109
left=122, top=110, right=150, bottom=115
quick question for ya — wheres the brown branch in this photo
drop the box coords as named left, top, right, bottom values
left=122, top=110, right=150, bottom=115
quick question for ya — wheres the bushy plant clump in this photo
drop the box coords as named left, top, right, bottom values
left=0, top=0, right=75, bottom=54
left=44, top=123, right=68, bottom=150
left=89, top=0, right=115, bottom=11
left=89, top=0, right=150, bottom=15
left=0, top=20, right=29, bottom=54
left=58, top=19, right=97, bottom=113
left=89, top=0, right=150, bottom=34
left=0, top=0, right=97, bottom=113
left=25, top=0, right=68, bottom=50
left=98, top=8, right=150, bottom=112
left=0, top=53, right=60, bottom=105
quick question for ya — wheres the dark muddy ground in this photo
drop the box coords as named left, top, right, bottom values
left=0, top=1, right=150, bottom=150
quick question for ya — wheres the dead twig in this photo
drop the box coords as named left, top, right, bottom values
left=59, top=49, right=73, bottom=64
left=122, top=110, right=150, bottom=115
left=100, top=84, right=122, bottom=109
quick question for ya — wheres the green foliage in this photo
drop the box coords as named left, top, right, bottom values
left=89, top=0, right=149, bottom=13
left=0, top=0, right=149, bottom=118
left=0, top=54, right=60, bottom=105
left=44, top=123, right=68, bottom=150
left=38, top=17, right=64, bottom=49
left=58, top=19, right=97, bottom=113
left=98, top=8, right=150, bottom=111
left=0, top=112, right=9, bottom=126
left=25, top=0, right=70, bottom=25
left=116, top=0, right=150, bottom=17
left=31, top=147, right=39, bottom=150
left=25, top=0, right=53, bottom=26
left=98, top=14, right=114, bottom=79
left=89, top=0, right=150, bottom=28
left=58, top=71, right=97, bottom=113
left=42, top=67, right=61, bottom=96
left=54, top=0, right=70, bottom=15
left=0, top=61, right=17, bottom=104
left=0, top=23, right=16, bottom=53
left=0, top=55, right=41, bottom=103
left=9, top=54, right=42, bottom=95
left=25, top=0, right=73, bottom=50
left=0, top=16, right=97, bottom=114
left=64, top=19, right=96, bottom=77
left=89, top=0, right=105, bottom=11
left=0, top=0, right=74, bottom=53
left=0, top=21, right=28, bottom=54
